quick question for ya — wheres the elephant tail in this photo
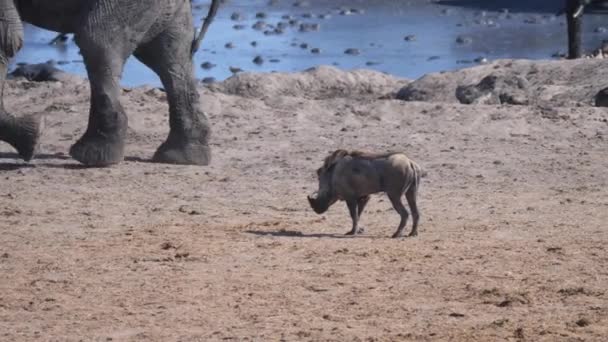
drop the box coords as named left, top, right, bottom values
left=191, top=0, right=221, bottom=57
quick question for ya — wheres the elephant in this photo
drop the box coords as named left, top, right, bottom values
left=0, top=0, right=220, bottom=166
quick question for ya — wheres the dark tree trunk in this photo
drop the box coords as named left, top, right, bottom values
left=566, top=0, right=584, bottom=59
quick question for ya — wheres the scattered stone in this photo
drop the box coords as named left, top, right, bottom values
left=302, top=13, right=313, bottom=18
left=575, top=318, right=591, bottom=327
left=300, top=43, right=309, bottom=49
left=251, top=41, right=258, bottom=47
left=233, top=24, right=246, bottom=30
left=252, top=21, right=267, bottom=31
left=456, top=35, right=473, bottom=45
left=293, top=1, right=310, bottom=7
left=9, top=61, right=73, bottom=82
left=344, top=48, right=361, bottom=56
left=427, top=56, right=440, bottom=61
left=253, top=56, right=264, bottom=65
left=202, top=77, right=216, bottom=84
left=404, top=35, right=416, bottom=42
left=310, top=48, right=321, bottom=54
left=255, top=12, right=267, bottom=19
left=474, top=56, right=488, bottom=64
left=229, top=66, right=243, bottom=74
left=201, top=61, right=216, bottom=69
left=299, top=23, right=320, bottom=32
left=225, top=42, right=235, bottom=49
left=455, top=74, right=531, bottom=105
left=269, top=58, right=281, bottom=63
left=230, top=12, right=244, bottom=21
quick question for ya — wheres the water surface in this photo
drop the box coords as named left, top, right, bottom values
left=12, top=0, right=608, bottom=87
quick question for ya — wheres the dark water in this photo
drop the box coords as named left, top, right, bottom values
left=11, top=0, right=608, bottom=87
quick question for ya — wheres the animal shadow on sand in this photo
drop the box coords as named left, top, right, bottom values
left=247, top=229, right=382, bottom=239
left=0, top=152, right=152, bottom=170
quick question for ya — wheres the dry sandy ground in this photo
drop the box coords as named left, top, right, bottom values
left=1, top=60, right=607, bottom=341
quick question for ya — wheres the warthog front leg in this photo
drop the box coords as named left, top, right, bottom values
left=355, top=195, right=370, bottom=234
left=345, top=199, right=360, bottom=235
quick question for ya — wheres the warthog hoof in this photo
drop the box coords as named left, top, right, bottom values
left=391, top=231, right=405, bottom=239
left=69, top=132, right=125, bottom=167
left=345, top=228, right=364, bottom=235
left=152, top=142, right=211, bottom=165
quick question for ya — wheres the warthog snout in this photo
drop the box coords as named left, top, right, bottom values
left=307, top=192, right=331, bottom=214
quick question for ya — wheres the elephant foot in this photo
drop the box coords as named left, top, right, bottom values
left=6, top=114, right=44, bottom=161
left=152, top=141, right=211, bottom=165
left=408, top=230, right=418, bottom=237
left=69, top=132, right=125, bottom=167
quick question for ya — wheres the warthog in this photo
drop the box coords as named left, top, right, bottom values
left=307, top=149, right=422, bottom=238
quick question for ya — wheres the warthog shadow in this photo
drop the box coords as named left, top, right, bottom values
left=246, top=229, right=379, bottom=239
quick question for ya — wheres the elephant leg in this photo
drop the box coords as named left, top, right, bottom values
left=68, top=41, right=130, bottom=166
left=134, top=11, right=211, bottom=165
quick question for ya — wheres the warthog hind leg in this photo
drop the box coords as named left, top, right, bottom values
left=389, top=192, right=410, bottom=238
left=406, top=184, right=420, bottom=237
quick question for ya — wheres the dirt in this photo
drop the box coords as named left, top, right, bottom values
left=1, top=60, right=607, bottom=341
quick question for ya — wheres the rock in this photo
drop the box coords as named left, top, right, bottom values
left=229, top=66, right=243, bottom=74
left=299, top=23, right=320, bottom=32
left=344, top=48, right=361, bottom=56
left=404, top=35, right=416, bottom=42
left=233, top=24, right=246, bottom=30
left=9, top=61, right=74, bottom=82
left=256, top=12, right=267, bottom=19
left=293, top=1, right=310, bottom=7
left=225, top=42, right=235, bottom=49
left=230, top=12, right=244, bottom=21
left=455, top=74, right=531, bottom=105
left=201, top=61, right=216, bottom=69
left=253, top=56, right=264, bottom=65
left=594, top=87, right=608, bottom=107
left=252, top=21, right=267, bottom=30
left=251, top=41, right=258, bottom=47
left=456, top=35, right=473, bottom=45
left=310, top=48, right=321, bottom=54
left=202, top=77, right=216, bottom=84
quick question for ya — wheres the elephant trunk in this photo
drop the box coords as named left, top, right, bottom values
left=0, top=0, right=43, bottom=161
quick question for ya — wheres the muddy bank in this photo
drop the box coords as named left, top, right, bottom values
left=1, top=59, right=607, bottom=341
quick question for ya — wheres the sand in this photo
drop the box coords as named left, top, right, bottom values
left=1, top=59, right=607, bottom=341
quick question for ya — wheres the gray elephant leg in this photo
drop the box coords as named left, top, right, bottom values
left=0, top=6, right=43, bottom=162
left=68, top=41, right=130, bottom=166
left=134, top=9, right=211, bottom=165
left=68, top=1, right=159, bottom=167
